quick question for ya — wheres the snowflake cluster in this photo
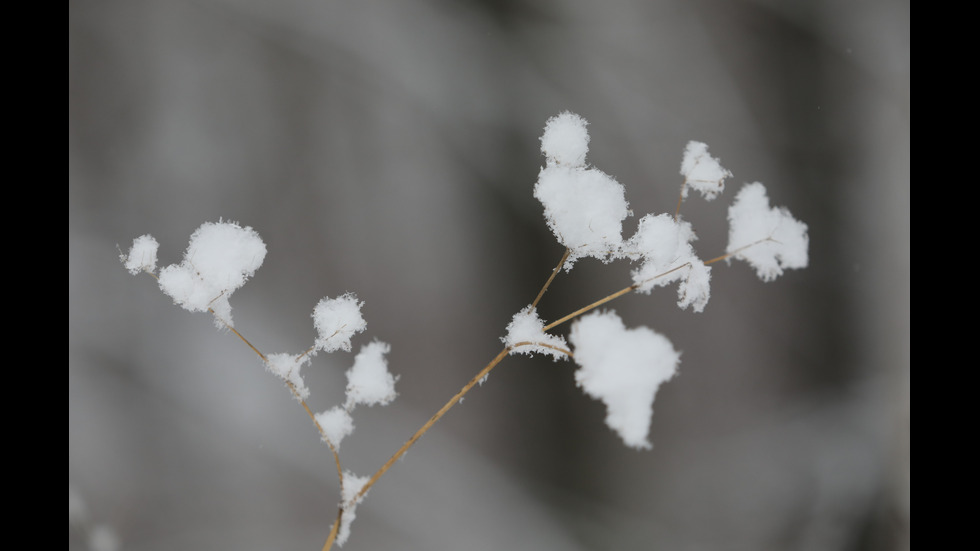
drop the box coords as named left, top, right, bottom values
left=121, top=222, right=396, bottom=546
left=120, top=112, right=809, bottom=547
left=504, top=111, right=808, bottom=449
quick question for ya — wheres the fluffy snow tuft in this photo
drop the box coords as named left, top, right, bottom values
left=344, top=341, right=397, bottom=408
left=313, top=293, right=367, bottom=353
left=535, top=165, right=630, bottom=267
left=315, top=406, right=355, bottom=449
left=265, top=353, right=312, bottom=400
left=155, top=221, right=266, bottom=327
left=680, top=141, right=732, bottom=201
left=569, top=310, right=679, bottom=449
left=535, top=113, right=631, bottom=268
left=540, top=111, right=590, bottom=167
left=336, top=471, right=371, bottom=546
left=122, top=234, right=159, bottom=275
left=502, top=306, right=569, bottom=360
left=625, top=213, right=710, bottom=312
left=726, top=182, right=809, bottom=282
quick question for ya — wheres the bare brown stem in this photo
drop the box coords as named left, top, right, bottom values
left=543, top=262, right=692, bottom=332
left=207, top=308, right=346, bottom=550
left=706, top=238, right=772, bottom=266
left=511, top=340, right=573, bottom=358
left=355, top=346, right=512, bottom=501
left=674, top=180, right=687, bottom=219
left=531, top=249, right=571, bottom=309
left=322, top=510, right=341, bottom=551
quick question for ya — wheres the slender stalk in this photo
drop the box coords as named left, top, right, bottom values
left=208, top=308, right=347, bottom=550
left=355, top=346, right=512, bottom=501
left=322, top=510, right=341, bottom=551
left=705, top=238, right=771, bottom=266
left=531, top=248, right=570, bottom=308
left=544, top=285, right=637, bottom=331
left=543, top=262, right=691, bottom=332
left=674, top=181, right=687, bottom=219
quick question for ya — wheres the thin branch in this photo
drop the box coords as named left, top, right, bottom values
left=543, top=262, right=692, bottom=332
left=355, top=347, right=512, bottom=501
left=674, top=180, right=687, bottom=219
left=531, top=249, right=570, bottom=309
left=322, top=509, right=342, bottom=551
left=207, top=307, right=346, bottom=551
left=510, top=340, right=573, bottom=358
left=704, top=237, right=772, bottom=266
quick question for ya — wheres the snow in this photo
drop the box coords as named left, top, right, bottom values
left=535, top=112, right=631, bottom=268
left=337, top=471, right=371, bottom=546
left=625, top=213, right=711, bottom=312
left=344, top=341, right=397, bottom=407
left=265, top=353, right=311, bottom=400
left=313, top=293, right=368, bottom=353
left=540, top=111, right=590, bottom=167
left=154, top=221, right=267, bottom=327
left=535, top=165, right=630, bottom=267
left=502, top=306, right=569, bottom=361
left=315, top=406, right=355, bottom=449
left=680, top=141, right=732, bottom=201
left=122, top=234, right=159, bottom=275
left=569, top=310, right=679, bottom=449
left=727, top=182, right=809, bottom=282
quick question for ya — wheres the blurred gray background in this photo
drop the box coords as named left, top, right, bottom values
left=69, top=0, right=909, bottom=549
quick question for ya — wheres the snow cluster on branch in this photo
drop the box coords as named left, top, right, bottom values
left=120, top=111, right=809, bottom=546
left=570, top=311, right=678, bottom=449
left=123, top=221, right=267, bottom=328
left=506, top=111, right=808, bottom=448
left=502, top=306, right=569, bottom=361
left=121, top=221, right=399, bottom=544
left=726, top=182, right=809, bottom=281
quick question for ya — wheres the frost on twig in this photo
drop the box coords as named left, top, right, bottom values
left=569, top=310, right=679, bottom=449
left=727, top=182, right=809, bottom=282
left=502, top=306, right=569, bottom=361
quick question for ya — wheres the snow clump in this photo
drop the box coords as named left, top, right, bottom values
left=726, top=182, right=809, bottom=282
left=502, top=306, right=569, bottom=361
left=535, top=112, right=631, bottom=268
left=152, top=221, right=266, bottom=327
left=569, top=310, right=679, bottom=449
left=680, top=141, right=732, bottom=201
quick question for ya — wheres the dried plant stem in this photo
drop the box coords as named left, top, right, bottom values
left=208, top=308, right=347, bottom=551
left=354, top=345, right=511, bottom=502
left=674, top=181, right=687, bottom=219
left=353, top=249, right=574, bottom=502
left=321, top=510, right=341, bottom=551
left=199, top=239, right=764, bottom=550
left=704, top=238, right=771, bottom=266
left=531, top=248, right=570, bottom=308
left=543, top=261, right=693, bottom=332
